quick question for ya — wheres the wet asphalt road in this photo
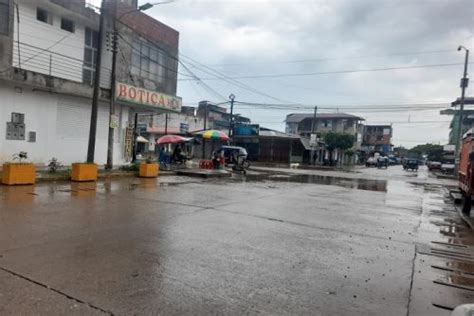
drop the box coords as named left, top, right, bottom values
left=0, top=165, right=473, bottom=315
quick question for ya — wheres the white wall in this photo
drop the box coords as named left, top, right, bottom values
left=149, top=113, right=205, bottom=133
left=0, top=84, right=128, bottom=166
left=12, top=1, right=111, bottom=87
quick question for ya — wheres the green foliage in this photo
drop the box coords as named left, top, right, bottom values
left=394, top=146, right=408, bottom=157
left=408, top=143, right=444, bottom=161
left=344, top=148, right=355, bottom=156
left=119, top=162, right=140, bottom=171
left=323, top=132, right=355, bottom=151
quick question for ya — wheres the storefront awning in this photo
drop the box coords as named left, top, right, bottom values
left=300, top=137, right=311, bottom=150
left=300, top=137, right=324, bottom=150
left=136, top=136, right=149, bottom=143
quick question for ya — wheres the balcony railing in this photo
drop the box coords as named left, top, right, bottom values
left=12, top=41, right=111, bottom=88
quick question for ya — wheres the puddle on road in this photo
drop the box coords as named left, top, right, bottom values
left=242, top=173, right=387, bottom=192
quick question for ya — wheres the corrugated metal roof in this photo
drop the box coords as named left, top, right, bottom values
left=285, top=113, right=365, bottom=123
left=451, top=97, right=474, bottom=106
left=259, top=127, right=300, bottom=138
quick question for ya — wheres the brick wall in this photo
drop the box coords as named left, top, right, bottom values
left=117, top=3, right=179, bottom=51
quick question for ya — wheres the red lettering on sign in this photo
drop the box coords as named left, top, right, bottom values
left=129, top=87, right=137, bottom=99
left=137, top=90, right=145, bottom=103
left=150, top=93, right=158, bottom=104
left=145, top=91, right=150, bottom=104
left=159, top=95, right=165, bottom=106
left=118, top=84, right=127, bottom=97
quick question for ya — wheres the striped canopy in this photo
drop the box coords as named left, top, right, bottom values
left=200, top=130, right=230, bottom=141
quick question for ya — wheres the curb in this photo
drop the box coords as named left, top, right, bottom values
left=445, top=187, right=474, bottom=230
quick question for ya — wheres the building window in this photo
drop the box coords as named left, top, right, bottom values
left=131, top=39, right=165, bottom=83
left=83, top=28, right=98, bottom=85
left=0, top=0, right=9, bottom=35
left=37, top=8, right=52, bottom=24
left=61, top=18, right=75, bottom=33
left=322, top=120, right=332, bottom=128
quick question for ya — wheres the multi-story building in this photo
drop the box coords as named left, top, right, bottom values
left=285, top=112, right=364, bottom=137
left=0, top=0, right=181, bottom=165
left=285, top=112, right=364, bottom=164
left=197, top=101, right=250, bottom=132
left=361, top=125, right=393, bottom=154
left=441, top=97, right=474, bottom=146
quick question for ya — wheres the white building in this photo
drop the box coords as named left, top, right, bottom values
left=0, top=0, right=181, bottom=166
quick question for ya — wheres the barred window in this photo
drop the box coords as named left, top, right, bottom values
left=131, top=39, right=165, bottom=83
left=82, top=27, right=98, bottom=85
left=0, top=0, right=9, bottom=35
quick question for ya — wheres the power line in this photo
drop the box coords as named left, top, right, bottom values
left=178, top=60, right=228, bottom=101
left=179, top=62, right=473, bottom=81
left=207, top=49, right=458, bottom=67
left=235, top=100, right=449, bottom=108
left=179, top=54, right=299, bottom=104
left=252, top=120, right=451, bottom=124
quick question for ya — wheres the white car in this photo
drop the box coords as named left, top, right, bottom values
left=365, top=157, right=377, bottom=167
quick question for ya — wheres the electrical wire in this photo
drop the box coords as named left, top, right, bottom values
left=178, top=60, right=228, bottom=101
left=179, top=54, right=299, bottom=105
left=208, top=49, right=459, bottom=67
left=179, top=62, right=473, bottom=81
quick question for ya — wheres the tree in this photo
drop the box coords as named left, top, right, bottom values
left=408, top=143, right=444, bottom=161
left=323, top=132, right=355, bottom=164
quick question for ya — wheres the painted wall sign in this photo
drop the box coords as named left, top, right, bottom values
left=116, top=82, right=182, bottom=113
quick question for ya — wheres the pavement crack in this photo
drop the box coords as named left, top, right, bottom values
left=208, top=207, right=413, bottom=245
left=406, top=245, right=417, bottom=316
left=0, top=266, right=114, bottom=315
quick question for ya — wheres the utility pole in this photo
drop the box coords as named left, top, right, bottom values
left=456, top=46, right=470, bottom=171
left=106, top=0, right=117, bottom=170
left=86, top=0, right=105, bottom=163
left=310, top=106, right=318, bottom=165
left=202, top=106, right=208, bottom=158
left=165, top=113, right=168, bottom=134
left=228, top=94, right=235, bottom=141
left=132, top=113, right=138, bottom=162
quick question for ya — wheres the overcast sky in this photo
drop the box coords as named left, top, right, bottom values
left=140, top=0, right=473, bottom=148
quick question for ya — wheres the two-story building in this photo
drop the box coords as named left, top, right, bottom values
left=0, top=0, right=181, bottom=165
left=285, top=112, right=364, bottom=164
left=441, top=97, right=474, bottom=146
left=197, top=101, right=250, bottom=132
left=361, top=125, right=393, bottom=154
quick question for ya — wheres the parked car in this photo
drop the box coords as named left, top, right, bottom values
left=388, top=156, right=399, bottom=165
left=377, top=156, right=389, bottom=169
left=403, top=159, right=419, bottom=171
left=441, top=163, right=455, bottom=174
left=428, top=161, right=442, bottom=171
left=365, top=157, right=377, bottom=167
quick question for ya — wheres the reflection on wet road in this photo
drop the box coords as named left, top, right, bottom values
left=0, top=165, right=472, bottom=315
left=246, top=173, right=388, bottom=192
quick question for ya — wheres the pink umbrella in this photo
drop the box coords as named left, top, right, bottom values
left=156, top=135, right=187, bottom=144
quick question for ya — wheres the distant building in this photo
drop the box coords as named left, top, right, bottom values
left=285, top=112, right=364, bottom=164
left=286, top=112, right=364, bottom=137
left=441, top=97, right=474, bottom=146
left=361, top=125, right=393, bottom=154
left=197, top=101, right=250, bottom=132
left=233, top=126, right=305, bottom=164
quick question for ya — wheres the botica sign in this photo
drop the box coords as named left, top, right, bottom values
left=116, top=82, right=182, bottom=112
